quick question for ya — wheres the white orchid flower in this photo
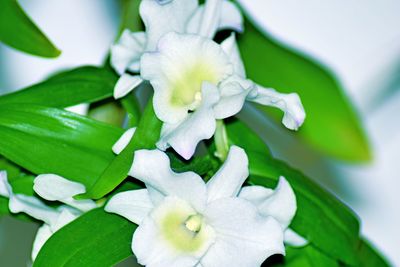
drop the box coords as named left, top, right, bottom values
left=105, top=146, right=297, bottom=267
left=0, top=171, right=97, bottom=261
left=111, top=0, right=244, bottom=98
left=138, top=32, right=305, bottom=159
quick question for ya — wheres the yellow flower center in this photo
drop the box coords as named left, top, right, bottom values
left=170, top=61, right=220, bottom=108
left=161, top=211, right=206, bottom=252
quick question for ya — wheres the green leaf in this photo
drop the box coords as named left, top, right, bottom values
left=237, top=13, right=370, bottom=161
left=119, top=0, right=142, bottom=34
left=356, top=239, right=390, bottom=267
left=269, top=245, right=340, bottom=267
left=0, top=104, right=123, bottom=189
left=0, top=66, right=117, bottom=108
left=80, top=99, right=162, bottom=199
left=33, top=208, right=136, bottom=267
left=0, top=0, right=60, bottom=57
left=247, top=153, right=360, bottom=265
left=225, top=118, right=270, bottom=157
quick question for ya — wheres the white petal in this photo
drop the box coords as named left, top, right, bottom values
left=202, top=198, right=284, bottom=267
left=213, top=76, right=256, bottom=119
left=31, top=224, right=53, bottom=261
left=110, top=30, right=146, bottom=75
left=65, top=103, right=89, bottom=116
left=187, top=1, right=242, bottom=37
left=219, top=1, right=244, bottom=33
left=140, top=32, right=233, bottom=124
left=284, top=228, right=308, bottom=247
left=9, top=194, right=59, bottom=225
left=140, top=0, right=198, bottom=51
left=129, top=149, right=207, bottom=211
left=133, top=196, right=215, bottom=266
left=113, top=74, right=143, bottom=99
left=197, top=0, right=223, bottom=38
left=206, top=146, right=249, bottom=202
left=241, top=177, right=297, bottom=229
left=239, top=185, right=274, bottom=206
left=220, top=33, right=246, bottom=77
left=112, top=127, right=136, bottom=155
left=156, top=82, right=220, bottom=160
left=105, top=189, right=153, bottom=224
left=34, top=174, right=97, bottom=212
left=0, top=171, right=11, bottom=197
left=249, top=85, right=306, bottom=130
left=51, top=206, right=80, bottom=232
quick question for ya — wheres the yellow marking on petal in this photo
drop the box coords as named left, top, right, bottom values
left=170, top=61, right=219, bottom=107
left=161, top=211, right=206, bottom=252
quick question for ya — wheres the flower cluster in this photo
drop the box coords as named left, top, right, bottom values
left=111, top=0, right=305, bottom=160
left=0, top=0, right=307, bottom=265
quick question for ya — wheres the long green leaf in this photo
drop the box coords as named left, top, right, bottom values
left=33, top=208, right=136, bottom=267
left=248, top=153, right=360, bottom=265
left=356, top=239, right=390, bottom=267
left=0, top=66, right=117, bottom=108
left=0, top=0, right=60, bottom=57
left=0, top=104, right=123, bottom=189
left=237, top=13, right=370, bottom=162
left=80, top=99, right=162, bottom=199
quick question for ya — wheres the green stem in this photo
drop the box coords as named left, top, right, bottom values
left=214, top=120, right=229, bottom=161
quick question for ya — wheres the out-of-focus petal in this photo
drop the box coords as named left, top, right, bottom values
left=220, top=33, right=246, bottom=77
left=34, top=174, right=96, bottom=212
left=140, top=0, right=198, bottom=51
left=110, top=30, right=146, bottom=74
left=114, top=74, right=143, bottom=99
left=112, top=127, right=136, bottom=155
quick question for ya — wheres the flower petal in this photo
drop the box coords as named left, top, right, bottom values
left=129, top=149, right=207, bottom=211
left=206, top=146, right=249, bottom=202
left=220, top=33, right=246, bottom=77
left=240, top=177, right=297, bottom=229
left=248, top=85, right=306, bottom=130
left=284, top=228, right=308, bottom=247
left=140, top=32, right=233, bottom=124
left=156, top=82, right=220, bottom=160
left=9, top=194, right=60, bottom=226
left=197, top=0, right=223, bottom=38
left=110, top=30, right=146, bottom=75
left=34, top=174, right=97, bottom=212
left=219, top=1, right=244, bottom=33
left=105, top=189, right=154, bottom=224
left=0, top=171, right=11, bottom=197
left=202, top=198, right=284, bottom=266
left=114, top=74, right=143, bottom=99
left=112, top=127, right=136, bottom=155
left=213, top=76, right=256, bottom=119
left=133, top=196, right=215, bottom=266
left=140, top=0, right=198, bottom=51
left=31, top=224, right=52, bottom=261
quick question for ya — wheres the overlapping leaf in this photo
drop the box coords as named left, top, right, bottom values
left=0, top=104, right=123, bottom=188
left=237, top=9, right=370, bottom=162
left=0, top=0, right=60, bottom=57
left=0, top=66, right=117, bottom=108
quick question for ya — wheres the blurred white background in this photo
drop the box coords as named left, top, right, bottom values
left=0, top=0, right=399, bottom=265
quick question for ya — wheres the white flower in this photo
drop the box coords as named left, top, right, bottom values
left=139, top=32, right=305, bottom=159
left=0, top=171, right=97, bottom=261
left=105, top=146, right=298, bottom=267
left=111, top=0, right=244, bottom=98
